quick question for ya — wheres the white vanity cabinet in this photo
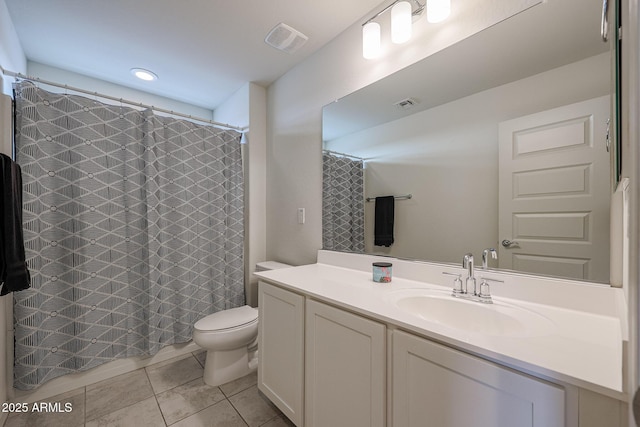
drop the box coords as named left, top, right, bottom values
left=258, top=282, right=386, bottom=427
left=257, top=281, right=305, bottom=426
left=305, top=299, right=386, bottom=427
left=391, top=330, right=565, bottom=427
left=257, top=277, right=623, bottom=427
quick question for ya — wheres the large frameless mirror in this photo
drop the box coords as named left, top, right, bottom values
left=322, top=0, right=618, bottom=284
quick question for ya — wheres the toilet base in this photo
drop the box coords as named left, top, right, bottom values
left=202, top=347, right=257, bottom=386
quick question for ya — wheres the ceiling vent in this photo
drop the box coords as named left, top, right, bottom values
left=393, top=97, right=420, bottom=110
left=265, top=23, right=309, bottom=54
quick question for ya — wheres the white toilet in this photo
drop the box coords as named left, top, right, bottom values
left=193, top=261, right=291, bottom=386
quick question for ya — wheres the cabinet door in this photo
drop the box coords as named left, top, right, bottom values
left=258, top=281, right=305, bottom=426
left=392, top=330, right=565, bottom=427
left=305, top=300, right=386, bottom=427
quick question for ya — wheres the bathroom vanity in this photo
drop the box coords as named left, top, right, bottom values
left=255, top=250, right=627, bottom=427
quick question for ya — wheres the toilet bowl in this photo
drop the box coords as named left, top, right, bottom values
left=193, top=305, right=259, bottom=386
left=193, top=261, right=292, bottom=386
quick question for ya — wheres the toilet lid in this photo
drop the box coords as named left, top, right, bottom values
left=194, top=305, right=258, bottom=331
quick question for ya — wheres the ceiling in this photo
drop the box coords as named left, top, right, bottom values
left=4, top=0, right=382, bottom=110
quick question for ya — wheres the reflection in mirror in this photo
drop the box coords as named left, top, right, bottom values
left=322, top=0, right=613, bottom=284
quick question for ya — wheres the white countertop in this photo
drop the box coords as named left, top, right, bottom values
left=255, top=258, right=625, bottom=398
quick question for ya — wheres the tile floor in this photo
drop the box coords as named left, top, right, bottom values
left=3, top=351, right=295, bottom=427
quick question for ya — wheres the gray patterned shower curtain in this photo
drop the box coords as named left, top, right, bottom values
left=322, top=153, right=365, bottom=253
left=12, top=81, right=244, bottom=390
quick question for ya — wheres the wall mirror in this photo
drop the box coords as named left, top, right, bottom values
left=322, top=0, right=617, bottom=284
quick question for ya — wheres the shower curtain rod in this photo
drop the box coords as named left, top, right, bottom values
left=0, top=65, right=247, bottom=133
left=323, top=149, right=368, bottom=161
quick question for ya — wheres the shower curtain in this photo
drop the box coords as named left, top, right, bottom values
left=12, top=81, right=244, bottom=390
left=322, top=152, right=365, bottom=253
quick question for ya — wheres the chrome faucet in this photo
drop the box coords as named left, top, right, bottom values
left=442, top=252, right=503, bottom=304
left=482, top=248, right=497, bottom=270
left=462, top=253, right=476, bottom=296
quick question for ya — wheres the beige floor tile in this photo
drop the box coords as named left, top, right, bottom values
left=85, top=368, right=154, bottom=421
left=5, top=351, right=281, bottom=427
left=219, top=372, right=257, bottom=398
left=170, top=399, right=248, bottom=427
left=86, top=396, right=165, bottom=427
left=156, top=377, right=226, bottom=425
left=146, top=354, right=204, bottom=394
left=4, top=387, right=85, bottom=427
left=193, top=350, right=206, bottom=368
left=228, top=386, right=278, bottom=427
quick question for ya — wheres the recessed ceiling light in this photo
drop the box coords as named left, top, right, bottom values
left=130, top=68, right=158, bottom=81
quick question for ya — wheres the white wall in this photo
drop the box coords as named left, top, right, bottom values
left=325, top=53, right=609, bottom=263
left=27, top=62, right=213, bottom=118
left=0, top=0, right=26, bottom=94
left=214, top=83, right=268, bottom=307
left=619, top=0, right=640, bottom=415
left=266, top=0, right=541, bottom=266
left=214, top=84, right=250, bottom=128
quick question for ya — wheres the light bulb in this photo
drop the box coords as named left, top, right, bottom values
left=427, top=0, right=451, bottom=23
left=362, top=22, right=381, bottom=59
left=391, top=1, right=412, bottom=44
left=130, top=68, right=158, bottom=81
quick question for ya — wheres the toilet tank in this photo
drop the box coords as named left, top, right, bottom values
left=255, top=261, right=292, bottom=272
left=250, top=262, right=292, bottom=307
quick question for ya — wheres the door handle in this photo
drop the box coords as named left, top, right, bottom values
left=501, top=239, right=519, bottom=248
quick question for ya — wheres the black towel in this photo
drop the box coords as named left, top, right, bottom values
left=0, top=153, right=30, bottom=295
left=374, top=196, right=394, bottom=247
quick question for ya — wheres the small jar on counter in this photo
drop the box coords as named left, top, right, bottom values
left=372, top=262, right=392, bottom=283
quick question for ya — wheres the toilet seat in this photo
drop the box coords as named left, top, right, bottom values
left=194, top=305, right=258, bottom=332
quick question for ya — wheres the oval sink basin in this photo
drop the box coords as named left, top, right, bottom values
left=392, top=290, right=553, bottom=337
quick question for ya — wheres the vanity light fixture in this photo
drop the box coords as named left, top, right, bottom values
left=130, top=68, right=158, bottom=81
left=362, top=0, right=450, bottom=59
left=363, top=22, right=382, bottom=59
left=391, top=1, right=413, bottom=44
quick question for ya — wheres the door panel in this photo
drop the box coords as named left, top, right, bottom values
left=498, top=96, right=610, bottom=282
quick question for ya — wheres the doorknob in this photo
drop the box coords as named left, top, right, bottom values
left=501, top=239, right=519, bottom=248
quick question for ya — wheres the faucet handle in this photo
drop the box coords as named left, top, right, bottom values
left=442, top=272, right=464, bottom=295
left=482, top=248, right=498, bottom=269
left=477, top=276, right=504, bottom=304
